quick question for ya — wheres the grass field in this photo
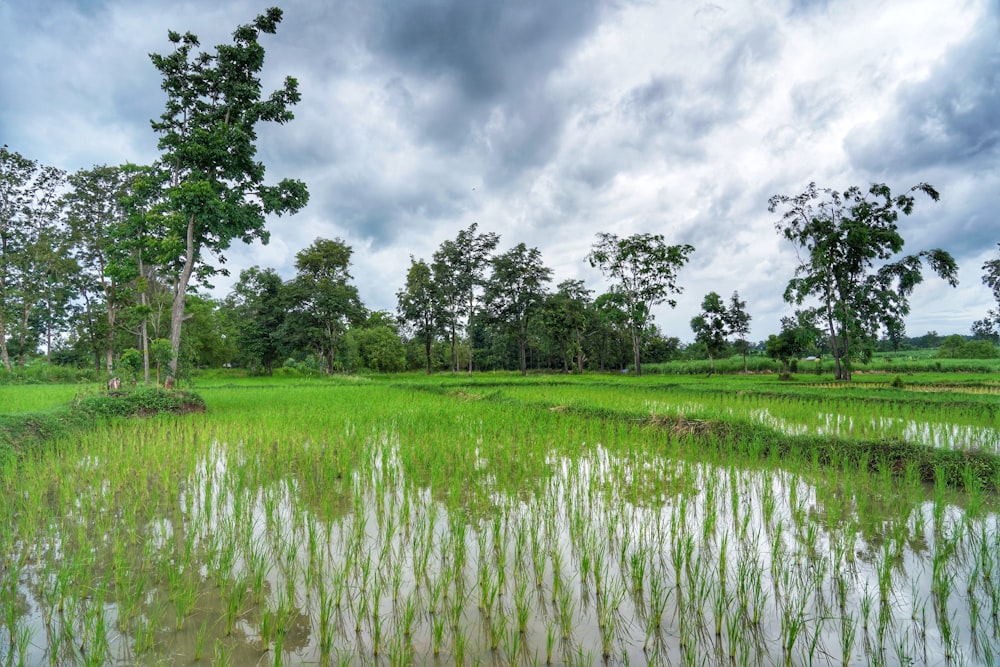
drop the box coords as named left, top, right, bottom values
left=1, top=371, right=999, bottom=665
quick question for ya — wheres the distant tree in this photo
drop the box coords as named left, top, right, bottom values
left=225, top=266, right=286, bottom=374
left=111, top=163, right=169, bottom=384
left=769, top=182, right=958, bottom=380
left=642, top=326, right=682, bottom=363
left=766, top=316, right=814, bottom=374
left=726, top=291, right=752, bottom=373
left=982, top=242, right=1000, bottom=333
left=283, top=238, right=364, bottom=373
left=148, top=7, right=309, bottom=385
left=971, top=318, right=999, bottom=344
left=690, top=292, right=729, bottom=372
left=587, top=232, right=694, bottom=376
left=431, top=224, right=500, bottom=374
left=937, top=334, right=999, bottom=359
left=63, top=164, right=132, bottom=375
left=0, top=146, right=66, bottom=370
left=592, top=291, right=632, bottom=371
left=352, top=312, right=407, bottom=373
left=484, top=243, right=552, bottom=376
left=397, top=257, right=438, bottom=374
left=984, top=243, right=1000, bottom=303
left=916, top=331, right=942, bottom=349
left=541, top=279, right=592, bottom=373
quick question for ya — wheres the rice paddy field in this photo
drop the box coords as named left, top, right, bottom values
left=2, top=371, right=1000, bottom=666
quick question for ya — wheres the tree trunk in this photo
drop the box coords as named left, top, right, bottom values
left=519, top=337, right=527, bottom=376
left=167, top=214, right=197, bottom=385
left=825, top=310, right=842, bottom=380
left=631, top=326, right=642, bottom=376
left=424, top=333, right=432, bottom=375
left=18, top=301, right=30, bottom=367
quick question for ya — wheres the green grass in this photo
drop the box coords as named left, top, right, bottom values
left=0, top=383, right=97, bottom=413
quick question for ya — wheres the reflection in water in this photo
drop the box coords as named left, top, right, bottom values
left=3, top=435, right=1000, bottom=665
left=647, top=399, right=1000, bottom=451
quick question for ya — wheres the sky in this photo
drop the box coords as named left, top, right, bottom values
left=2, top=0, right=998, bottom=343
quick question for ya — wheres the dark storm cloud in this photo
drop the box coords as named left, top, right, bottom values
left=842, top=6, right=999, bottom=292
left=845, top=12, right=1000, bottom=174
left=365, top=0, right=607, bottom=174
left=371, top=0, right=604, bottom=102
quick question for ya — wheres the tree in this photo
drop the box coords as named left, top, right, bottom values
left=63, top=165, right=133, bottom=375
left=283, top=238, right=364, bottom=373
left=725, top=291, right=752, bottom=373
left=587, top=232, right=694, bottom=376
left=984, top=243, right=1000, bottom=303
left=690, top=292, right=729, bottom=373
left=225, top=266, right=286, bottom=374
left=111, top=163, right=170, bottom=384
left=766, top=316, right=814, bottom=374
left=484, top=243, right=552, bottom=375
left=769, top=182, right=958, bottom=380
left=0, top=146, right=66, bottom=370
left=970, top=318, right=999, bottom=344
left=982, top=243, right=1000, bottom=332
left=397, top=257, right=438, bottom=374
left=351, top=312, right=407, bottom=373
left=431, top=224, right=500, bottom=374
left=148, top=7, right=309, bottom=384
left=541, top=279, right=592, bottom=373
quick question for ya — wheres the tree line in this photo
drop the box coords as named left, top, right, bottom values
left=3, top=7, right=999, bottom=382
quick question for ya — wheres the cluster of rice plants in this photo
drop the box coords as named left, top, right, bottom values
left=1, top=374, right=998, bottom=665
left=462, top=374, right=1000, bottom=454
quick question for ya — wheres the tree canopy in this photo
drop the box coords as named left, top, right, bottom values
left=587, top=232, right=694, bottom=376
left=148, top=7, right=309, bottom=383
left=769, top=182, right=958, bottom=380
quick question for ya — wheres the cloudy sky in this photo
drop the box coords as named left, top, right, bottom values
left=2, top=0, right=998, bottom=342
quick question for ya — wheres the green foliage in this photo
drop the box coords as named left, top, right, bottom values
left=690, top=291, right=729, bottom=371
left=148, top=7, right=309, bottom=377
left=0, top=361, right=97, bottom=385
left=484, top=243, right=553, bottom=375
left=75, top=387, right=205, bottom=418
left=0, top=387, right=204, bottom=458
left=350, top=326, right=407, bottom=373
left=587, top=232, right=695, bottom=376
left=770, top=182, right=958, bottom=380
left=936, top=335, right=999, bottom=359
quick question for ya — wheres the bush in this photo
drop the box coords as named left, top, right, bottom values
left=75, top=388, right=206, bottom=418
left=1, top=388, right=206, bottom=463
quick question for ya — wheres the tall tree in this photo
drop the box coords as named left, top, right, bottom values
left=397, top=257, right=439, bottom=375
left=63, top=165, right=131, bottom=375
left=431, top=224, right=500, bottom=374
left=149, top=7, right=309, bottom=384
left=0, top=146, right=66, bottom=370
left=690, top=291, right=729, bottom=373
left=983, top=242, right=1000, bottom=329
left=725, top=291, right=752, bottom=373
left=484, top=243, right=552, bottom=375
left=769, top=182, right=958, bottom=380
left=587, top=232, right=694, bottom=376
left=111, top=164, right=170, bottom=384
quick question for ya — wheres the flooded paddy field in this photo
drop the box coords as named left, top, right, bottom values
left=2, top=374, right=999, bottom=665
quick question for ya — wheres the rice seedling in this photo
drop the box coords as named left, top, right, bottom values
left=2, top=374, right=1000, bottom=665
